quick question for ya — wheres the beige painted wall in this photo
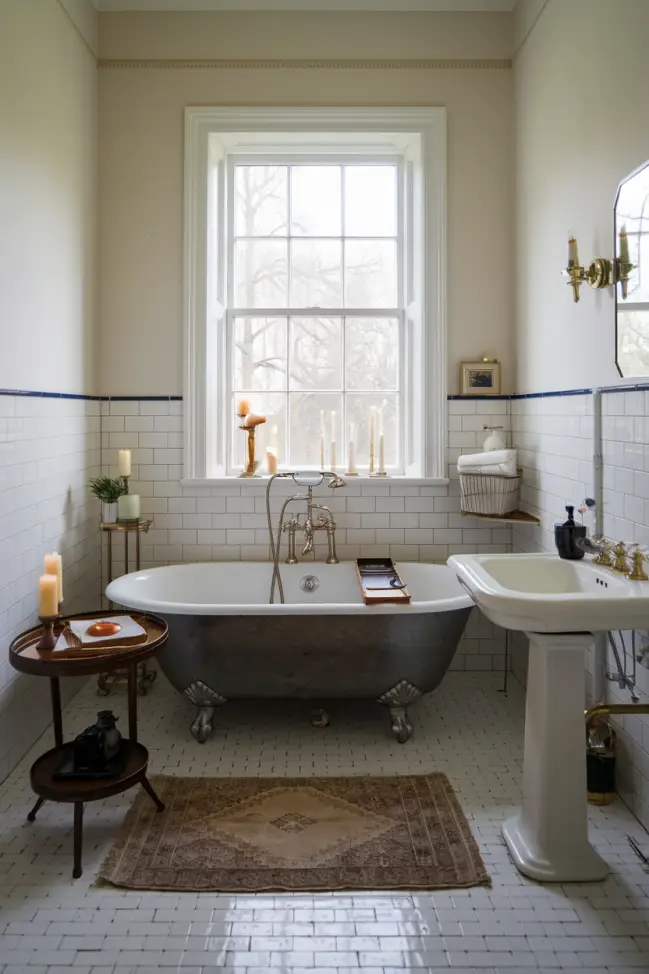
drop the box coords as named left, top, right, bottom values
left=0, top=0, right=98, bottom=395
left=515, top=0, right=649, bottom=393
left=97, top=12, right=514, bottom=396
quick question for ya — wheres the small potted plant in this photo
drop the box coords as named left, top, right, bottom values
left=89, top=476, right=126, bottom=524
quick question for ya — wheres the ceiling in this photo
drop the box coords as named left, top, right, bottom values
left=94, top=1, right=517, bottom=11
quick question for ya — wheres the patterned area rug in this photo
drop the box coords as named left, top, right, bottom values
left=98, top=773, right=490, bottom=892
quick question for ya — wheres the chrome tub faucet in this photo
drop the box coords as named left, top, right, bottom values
left=266, top=471, right=346, bottom=602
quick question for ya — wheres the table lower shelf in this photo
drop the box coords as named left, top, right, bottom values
left=30, top=739, right=150, bottom=803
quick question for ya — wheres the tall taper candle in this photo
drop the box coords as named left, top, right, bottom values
left=320, top=409, right=325, bottom=469
left=369, top=407, right=376, bottom=474
left=378, top=432, right=386, bottom=474
left=568, top=235, right=579, bottom=267
left=347, top=423, right=357, bottom=475
left=44, top=552, right=63, bottom=604
left=330, top=411, right=336, bottom=472
left=39, top=574, right=59, bottom=617
left=118, top=449, right=132, bottom=477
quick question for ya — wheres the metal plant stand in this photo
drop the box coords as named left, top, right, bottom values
left=99, top=519, right=156, bottom=695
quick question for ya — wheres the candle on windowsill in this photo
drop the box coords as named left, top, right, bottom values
left=347, top=423, right=357, bottom=475
left=320, top=409, right=325, bottom=470
left=237, top=398, right=250, bottom=417
left=267, top=447, right=279, bottom=475
left=39, top=574, right=59, bottom=617
left=330, top=410, right=336, bottom=472
left=44, top=552, right=63, bottom=604
left=369, top=407, right=376, bottom=474
left=377, top=402, right=387, bottom=476
left=118, top=449, right=132, bottom=477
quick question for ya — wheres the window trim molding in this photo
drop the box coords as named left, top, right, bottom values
left=184, top=105, right=447, bottom=481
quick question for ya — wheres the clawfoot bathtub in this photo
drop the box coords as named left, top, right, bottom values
left=106, top=562, right=472, bottom=743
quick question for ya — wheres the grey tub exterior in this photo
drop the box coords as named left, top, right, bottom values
left=105, top=561, right=472, bottom=743
left=158, top=608, right=470, bottom=743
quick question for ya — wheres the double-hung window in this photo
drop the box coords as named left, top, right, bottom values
left=184, top=108, right=446, bottom=481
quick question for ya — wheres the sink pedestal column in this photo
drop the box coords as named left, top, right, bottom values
left=502, top=631, right=607, bottom=883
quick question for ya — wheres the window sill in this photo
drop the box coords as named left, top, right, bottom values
left=181, top=476, right=450, bottom=488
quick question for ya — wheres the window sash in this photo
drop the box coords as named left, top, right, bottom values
left=224, top=155, right=406, bottom=475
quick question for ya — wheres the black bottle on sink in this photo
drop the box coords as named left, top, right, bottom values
left=554, top=505, right=586, bottom=560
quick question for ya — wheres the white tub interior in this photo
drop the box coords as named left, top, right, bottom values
left=106, top=561, right=472, bottom=616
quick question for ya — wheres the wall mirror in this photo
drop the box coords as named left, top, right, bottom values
left=616, top=159, right=649, bottom=377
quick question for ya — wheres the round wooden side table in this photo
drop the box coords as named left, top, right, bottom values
left=9, top=611, right=168, bottom=878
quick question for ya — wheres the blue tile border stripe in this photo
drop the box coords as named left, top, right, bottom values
left=0, top=390, right=183, bottom=401
left=2, top=383, right=649, bottom=402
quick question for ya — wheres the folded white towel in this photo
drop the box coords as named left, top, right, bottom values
left=457, top=449, right=518, bottom=477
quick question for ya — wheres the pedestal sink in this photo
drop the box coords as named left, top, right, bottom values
left=448, top=553, right=649, bottom=884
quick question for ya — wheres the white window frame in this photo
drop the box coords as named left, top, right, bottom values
left=183, top=106, right=447, bottom=483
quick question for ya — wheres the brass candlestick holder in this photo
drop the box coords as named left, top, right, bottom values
left=238, top=413, right=266, bottom=478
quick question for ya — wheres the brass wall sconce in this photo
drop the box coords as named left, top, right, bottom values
left=564, top=233, right=634, bottom=303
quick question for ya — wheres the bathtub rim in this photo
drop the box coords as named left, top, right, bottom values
left=105, top=561, right=474, bottom=616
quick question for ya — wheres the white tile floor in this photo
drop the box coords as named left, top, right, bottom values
left=1, top=671, right=649, bottom=973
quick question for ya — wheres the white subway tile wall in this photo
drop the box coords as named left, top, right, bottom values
left=0, top=395, right=101, bottom=782
left=512, top=389, right=649, bottom=832
left=101, top=397, right=512, bottom=671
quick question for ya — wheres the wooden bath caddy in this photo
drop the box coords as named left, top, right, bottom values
left=355, top=558, right=411, bottom=605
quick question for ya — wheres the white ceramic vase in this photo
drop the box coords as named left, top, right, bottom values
left=102, top=501, right=118, bottom=523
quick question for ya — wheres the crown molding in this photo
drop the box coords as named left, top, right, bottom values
left=98, top=56, right=512, bottom=69
left=96, top=1, right=516, bottom=10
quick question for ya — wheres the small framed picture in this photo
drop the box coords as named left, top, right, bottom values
left=460, top=359, right=501, bottom=396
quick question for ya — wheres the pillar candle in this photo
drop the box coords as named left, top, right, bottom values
left=237, top=398, right=250, bottom=417
left=39, top=574, right=59, bottom=617
left=266, top=447, right=279, bottom=475
left=117, top=449, right=132, bottom=477
left=44, top=552, right=63, bottom=604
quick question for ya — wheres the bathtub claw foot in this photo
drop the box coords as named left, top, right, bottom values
left=389, top=706, right=414, bottom=743
left=184, top=681, right=227, bottom=743
left=378, top=680, right=422, bottom=744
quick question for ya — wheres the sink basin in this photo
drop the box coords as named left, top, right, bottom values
left=448, top=552, right=649, bottom=632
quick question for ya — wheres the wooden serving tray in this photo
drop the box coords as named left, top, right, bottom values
left=355, top=558, right=411, bottom=605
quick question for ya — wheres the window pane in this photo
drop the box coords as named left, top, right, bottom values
left=234, top=317, right=287, bottom=391
left=234, top=166, right=287, bottom=237
left=344, top=165, right=397, bottom=237
left=289, top=317, right=342, bottom=391
left=291, top=166, right=341, bottom=236
left=346, top=393, right=399, bottom=470
left=346, top=317, right=398, bottom=391
left=290, top=239, right=342, bottom=308
left=234, top=240, right=288, bottom=308
left=231, top=392, right=286, bottom=470
left=287, top=393, right=342, bottom=467
left=344, top=240, right=397, bottom=308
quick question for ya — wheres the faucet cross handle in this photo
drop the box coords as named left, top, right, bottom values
left=627, top=549, right=649, bottom=582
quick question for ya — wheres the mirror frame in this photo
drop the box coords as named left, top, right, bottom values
left=615, top=158, right=649, bottom=378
